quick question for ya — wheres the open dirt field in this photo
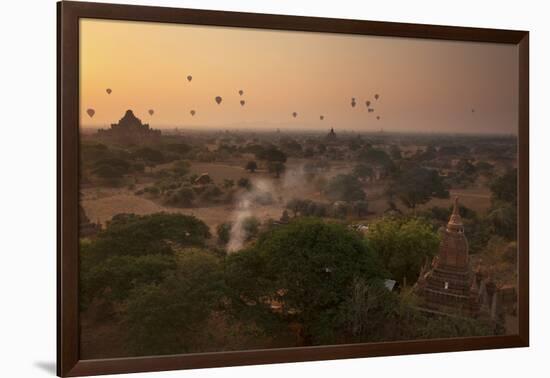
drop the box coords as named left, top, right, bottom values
left=82, top=155, right=492, bottom=235
left=81, top=189, right=287, bottom=232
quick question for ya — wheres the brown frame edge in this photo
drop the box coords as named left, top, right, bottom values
left=57, top=1, right=529, bottom=376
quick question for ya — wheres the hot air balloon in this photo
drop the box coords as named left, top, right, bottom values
left=187, top=75, right=192, bottom=82
left=376, top=116, right=380, bottom=120
left=238, top=90, right=244, bottom=96
left=366, top=100, right=371, bottom=107
left=320, top=115, right=324, bottom=120
left=292, top=112, right=297, bottom=118
left=215, top=96, right=222, bottom=105
left=240, top=100, right=245, bottom=106
left=368, top=108, right=374, bottom=113
left=472, top=108, right=475, bottom=113
left=148, top=109, right=154, bottom=116
left=106, top=88, right=112, bottom=95
left=351, top=97, right=356, bottom=107
left=86, top=108, right=95, bottom=118
left=190, top=110, right=196, bottom=116
left=374, top=94, right=380, bottom=100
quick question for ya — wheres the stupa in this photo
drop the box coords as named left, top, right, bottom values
left=415, top=197, right=480, bottom=317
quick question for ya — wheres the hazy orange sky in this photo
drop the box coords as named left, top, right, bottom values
left=80, top=18, right=518, bottom=134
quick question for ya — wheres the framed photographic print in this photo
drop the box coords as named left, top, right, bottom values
left=57, top=1, right=529, bottom=376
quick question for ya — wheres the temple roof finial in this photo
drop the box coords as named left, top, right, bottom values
left=447, top=196, right=463, bottom=230
left=452, top=196, right=459, bottom=215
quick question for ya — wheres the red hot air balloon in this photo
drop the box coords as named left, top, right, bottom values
left=190, top=110, right=196, bottom=116
left=215, top=96, right=222, bottom=105
left=86, top=108, right=95, bottom=118
left=187, top=75, right=192, bottom=82
left=292, top=112, right=297, bottom=118
left=148, top=109, right=154, bottom=116
left=374, top=94, right=380, bottom=100
left=106, top=88, right=112, bottom=95
left=366, top=100, right=371, bottom=107
left=238, top=90, right=244, bottom=96
left=240, top=100, right=245, bottom=106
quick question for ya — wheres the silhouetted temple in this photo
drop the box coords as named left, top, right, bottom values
left=97, top=110, right=161, bottom=145
left=415, top=197, right=481, bottom=317
left=326, top=128, right=337, bottom=141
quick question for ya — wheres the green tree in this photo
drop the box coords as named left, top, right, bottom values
left=325, top=174, right=365, bottom=202
left=223, top=179, right=235, bottom=189
left=268, top=161, right=286, bottom=178
left=83, top=213, right=210, bottom=264
left=366, top=217, right=439, bottom=285
left=488, top=204, right=517, bottom=240
left=226, top=218, right=385, bottom=345
left=352, top=164, right=374, bottom=181
left=238, top=177, right=252, bottom=190
left=242, top=216, right=260, bottom=240
left=457, top=158, right=477, bottom=176
left=394, top=167, right=449, bottom=212
left=256, top=146, right=287, bottom=163
left=171, top=160, right=190, bottom=177
left=200, top=185, right=223, bottom=203
left=389, top=145, right=402, bottom=160
left=132, top=147, right=165, bottom=171
left=351, top=200, right=369, bottom=217
left=165, top=187, right=195, bottom=207
left=81, top=254, right=176, bottom=306
left=358, top=148, right=393, bottom=168
left=475, top=161, right=495, bottom=177
left=80, top=213, right=210, bottom=310
left=280, top=210, right=290, bottom=223
left=125, top=250, right=226, bottom=355
left=245, top=160, right=258, bottom=173
left=490, top=169, right=517, bottom=205
left=216, top=222, right=232, bottom=245
left=92, top=157, right=133, bottom=181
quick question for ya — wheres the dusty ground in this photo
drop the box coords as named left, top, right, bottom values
left=82, top=160, right=492, bottom=233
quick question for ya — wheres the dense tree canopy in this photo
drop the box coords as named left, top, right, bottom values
left=256, top=146, right=287, bottom=163
left=245, top=160, right=258, bottom=173
left=80, top=213, right=211, bottom=308
left=125, top=249, right=226, bottom=355
left=325, top=174, right=366, bottom=202
left=366, top=217, right=439, bottom=285
left=358, top=148, right=393, bottom=168
left=226, top=218, right=385, bottom=344
left=393, top=167, right=449, bottom=211
left=268, top=161, right=286, bottom=178
left=352, top=164, right=374, bottom=180
left=132, top=147, right=165, bottom=170
left=490, top=169, right=517, bottom=205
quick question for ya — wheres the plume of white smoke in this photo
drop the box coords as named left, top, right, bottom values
left=227, top=197, right=252, bottom=253
left=227, top=178, right=274, bottom=253
left=282, top=164, right=306, bottom=190
left=226, top=163, right=327, bottom=253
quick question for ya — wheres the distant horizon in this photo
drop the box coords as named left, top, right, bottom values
left=80, top=19, right=519, bottom=135
left=80, top=122, right=518, bottom=137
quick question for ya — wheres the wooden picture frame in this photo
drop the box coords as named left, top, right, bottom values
left=58, top=1, right=529, bottom=376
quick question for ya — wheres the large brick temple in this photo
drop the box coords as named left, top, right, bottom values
left=415, top=197, right=481, bottom=317
left=97, top=109, right=161, bottom=145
